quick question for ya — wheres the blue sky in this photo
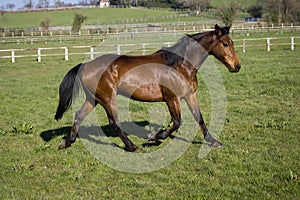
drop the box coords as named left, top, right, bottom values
left=0, top=0, right=80, bottom=9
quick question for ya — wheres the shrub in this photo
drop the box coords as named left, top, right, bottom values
left=72, top=13, right=87, bottom=33
left=40, top=18, right=51, bottom=32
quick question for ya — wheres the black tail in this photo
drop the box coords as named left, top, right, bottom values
left=55, top=63, right=82, bottom=121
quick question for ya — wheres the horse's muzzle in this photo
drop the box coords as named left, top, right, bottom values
left=230, top=64, right=241, bottom=73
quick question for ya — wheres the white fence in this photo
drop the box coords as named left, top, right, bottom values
left=235, top=37, right=298, bottom=53
left=0, top=37, right=299, bottom=63
left=0, top=42, right=173, bottom=63
left=1, top=22, right=299, bottom=43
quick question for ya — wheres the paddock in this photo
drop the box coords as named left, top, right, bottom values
left=0, top=25, right=299, bottom=198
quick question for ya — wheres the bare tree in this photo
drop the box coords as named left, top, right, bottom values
left=6, top=3, right=16, bottom=10
left=89, top=0, right=99, bottom=6
left=24, top=0, right=34, bottom=9
left=178, top=0, right=211, bottom=11
left=36, top=0, right=50, bottom=8
left=54, top=0, right=65, bottom=7
left=258, top=0, right=300, bottom=24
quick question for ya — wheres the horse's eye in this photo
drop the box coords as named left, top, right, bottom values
left=223, top=43, right=228, bottom=47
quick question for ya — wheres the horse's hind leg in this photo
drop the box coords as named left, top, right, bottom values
left=59, top=100, right=95, bottom=149
left=102, top=97, right=140, bottom=152
left=148, top=98, right=181, bottom=141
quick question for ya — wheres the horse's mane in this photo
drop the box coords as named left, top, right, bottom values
left=155, top=31, right=211, bottom=67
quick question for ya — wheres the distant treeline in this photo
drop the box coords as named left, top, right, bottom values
left=2, top=0, right=300, bottom=24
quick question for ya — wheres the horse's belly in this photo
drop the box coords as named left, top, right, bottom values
left=118, top=83, right=163, bottom=102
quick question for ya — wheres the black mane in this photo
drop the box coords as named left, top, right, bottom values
left=155, top=35, right=191, bottom=66
left=155, top=31, right=211, bottom=67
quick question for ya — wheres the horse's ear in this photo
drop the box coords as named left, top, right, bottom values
left=225, top=26, right=231, bottom=34
left=214, top=24, right=223, bottom=37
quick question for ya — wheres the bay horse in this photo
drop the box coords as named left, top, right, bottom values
left=55, top=24, right=241, bottom=152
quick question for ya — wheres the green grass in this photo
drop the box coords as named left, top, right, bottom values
left=0, top=31, right=300, bottom=199
left=0, top=8, right=202, bottom=29
left=211, top=0, right=257, bottom=8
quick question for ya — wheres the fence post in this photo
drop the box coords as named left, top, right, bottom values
left=142, top=43, right=145, bottom=55
left=117, top=44, right=120, bottom=55
left=116, top=29, right=119, bottom=41
left=291, top=37, right=294, bottom=50
left=38, top=48, right=41, bottom=62
left=173, top=27, right=176, bottom=37
left=64, top=47, right=68, bottom=61
left=90, top=46, right=94, bottom=60
left=242, top=39, right=246, bottom=53
left=266, top=38, right=271, bottom=52
left=11, top=50, right=15, bottom=63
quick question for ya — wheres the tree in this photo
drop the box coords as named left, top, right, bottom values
left=72, top=13, right=87, bottom=32
left=89, top=0, right=99, bottom=6
left=40, top=18, right=50, bottom=31
left=6, top=3, right=16, bottom=10
left=217, top=1, right=240, bottom=26
left=54, top=0, right=65, bottom=7
left=258, top=0, right=300, bottom=24
left=24, top=0, right=34, bottom=9
left=36, top=0, right=50, bottom=8
left=178, top=0, right=211, bottom=11
left=247, top=3, right=263, bottom=18
left=280, top=0, right=300, bottom=23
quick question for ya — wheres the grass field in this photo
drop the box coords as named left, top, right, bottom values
left=0, top=8, right=203, bottom=29
left=0, top=1, right=260, bottom=29
left=0, top=28, right=300, bottom=198
left=211, top=0, right=256, bottom=8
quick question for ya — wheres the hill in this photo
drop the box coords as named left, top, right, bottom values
left=211, top=0, right=257, bottom=8
left=0, top=8, right=201, bottom=29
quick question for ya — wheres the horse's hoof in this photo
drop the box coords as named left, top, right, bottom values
left=210, top=140, right=223, bottom=148
left=124, top=145, right=141, bottom=152
left=147, top=133, right=157, bottom=141
left=58, top=140, right=71, bottom=150
left=134, top=147, right=142, bottom=153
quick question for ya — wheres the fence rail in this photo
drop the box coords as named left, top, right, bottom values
left=0, top=37, right=299, bottom=63
left=1, top=22, right=300, bottom=39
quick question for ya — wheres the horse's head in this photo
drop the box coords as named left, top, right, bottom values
left=210, top=24, right=241, bottom=72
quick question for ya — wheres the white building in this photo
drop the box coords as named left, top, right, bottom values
left=99, top=0, right=110, bottom=8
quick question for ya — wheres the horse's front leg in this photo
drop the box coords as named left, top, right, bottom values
left=184, top=92, right=222, bottom=147
left=148, top=98, right=181, bottom=141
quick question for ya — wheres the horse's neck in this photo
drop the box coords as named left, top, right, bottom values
left=183, top=34, right=212, bottom=70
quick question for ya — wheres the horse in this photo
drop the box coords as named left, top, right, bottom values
left=55, top=24, right=241, bottom=152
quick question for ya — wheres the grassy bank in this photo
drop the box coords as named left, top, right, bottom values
left=0, top=8, right=202, bottom=29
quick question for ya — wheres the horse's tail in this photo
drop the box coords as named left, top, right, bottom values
left=55, top=63, right=83, bottom=121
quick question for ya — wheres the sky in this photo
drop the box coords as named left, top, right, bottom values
left=0, top=0, right=80, bottom=9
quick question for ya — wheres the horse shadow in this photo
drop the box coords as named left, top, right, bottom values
left=40, top=121, right=172, bottom=149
